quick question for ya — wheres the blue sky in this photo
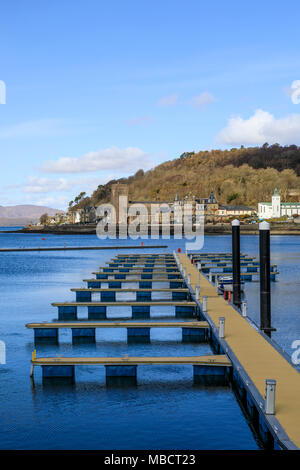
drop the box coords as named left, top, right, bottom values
left=1, top=0, right=300, bottom=209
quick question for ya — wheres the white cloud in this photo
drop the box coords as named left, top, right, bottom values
left=157, top=94, right=178, bottom=107
left=40, top=147, right=152, bottom=174
left=216, top=109, right=300, bottom=146
left=287, top=80, right=300, bottom=104
left=25, top=194, right=70, bottom=209
left=190, top=92, right=216, bottom=109
left=7, top=177, right=74, bottom=193
left=23, top=177, right=73, bottom=193
left=6, top=175, right=103, bottom=195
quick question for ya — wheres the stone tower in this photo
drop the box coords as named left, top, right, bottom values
left=272, top=188, right=281, bottom=218
left=111, top=183, right=128, bottom=224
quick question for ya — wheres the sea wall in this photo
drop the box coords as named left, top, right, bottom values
left=11, top=223, right=300, bottom=236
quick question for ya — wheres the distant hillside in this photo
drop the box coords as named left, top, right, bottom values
left=0, top=205, right=62, bottom=226
left=70, top=144, right=300, bottom=210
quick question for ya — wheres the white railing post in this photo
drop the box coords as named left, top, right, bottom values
left=219, top=317, right=225, bottom=339
left=265, top=379, right=276, bottom=415
left=242, top=301, right=247, bottom=317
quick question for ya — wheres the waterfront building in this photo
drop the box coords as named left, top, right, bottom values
left=218, top=205, right=255, bottom=217
left=196, top=192, right=219, bottom=216
left=258, top=188, right=300, bottom=219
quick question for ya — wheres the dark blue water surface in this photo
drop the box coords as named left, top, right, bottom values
left=0, top=229, right=299, bottom=450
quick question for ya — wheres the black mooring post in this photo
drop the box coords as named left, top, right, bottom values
left=259, top=221, right=272, bottom=337
left=232, top=219, right=241, bottom=307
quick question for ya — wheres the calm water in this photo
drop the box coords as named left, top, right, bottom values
left=0, top=229, right=299, bottom=450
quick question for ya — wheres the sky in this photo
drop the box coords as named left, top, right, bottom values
left=1, top=0, right=300, bottom=209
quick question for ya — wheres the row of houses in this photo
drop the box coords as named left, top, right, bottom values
left=67, top=186, right=255, bottom=225
left=41, top=206, right=97, bottom=226
left=41, top=184, right=257, bottom=227
left=36, top=184, right=300, bottom=226
left=105, top=184, right=300, bottom=221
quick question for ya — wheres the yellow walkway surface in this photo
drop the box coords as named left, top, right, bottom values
left=26, top=321, right=208, bottom=329
left=178, top=253, right=300, bottom=448
left=32, top=353, right=231, bottom=367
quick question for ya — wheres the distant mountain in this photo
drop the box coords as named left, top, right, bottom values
left=0, top=205, right=62, bottom=226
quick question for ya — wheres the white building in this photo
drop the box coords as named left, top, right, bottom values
left=258, top=188, right=300, bottom=219
left=218, top=205, right=255, bottom=217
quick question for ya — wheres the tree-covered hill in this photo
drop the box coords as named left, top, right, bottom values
left=69, top=144, right=300, bottom=210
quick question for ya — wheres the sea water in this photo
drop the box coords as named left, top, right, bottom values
left=0, top=230, right=299, bottom=449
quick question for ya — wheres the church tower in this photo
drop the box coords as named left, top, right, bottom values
left=272, top=188, right=281, bottom=218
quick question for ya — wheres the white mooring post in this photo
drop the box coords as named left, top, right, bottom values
left=195, top=285, right=200, bottom=300
left=197, top=262, right=201, bottom=271
left=183, top=267, right=186, bottom=279
left=242, top=301, right=247, bottom=317
left=218, top=317, right=225, bottom=339
left=215, top=276, right=219, bottom=289
left=265, top=379, right=276, bottom=414
left=209, top=272, right=213, bottom=283
left=202, top=295, right=207, bottom=314
left=188, top=273, right=191, bottom=285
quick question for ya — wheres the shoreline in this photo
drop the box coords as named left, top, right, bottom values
left=4, top=223, right=300, bottom=236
